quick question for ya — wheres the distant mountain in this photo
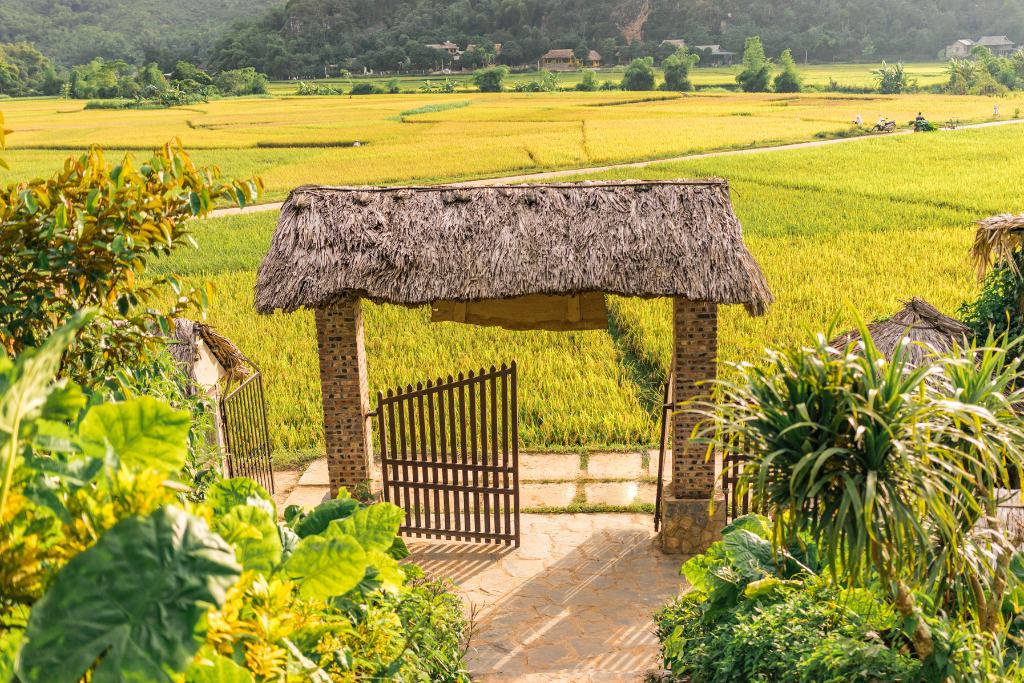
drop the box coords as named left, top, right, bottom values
left=208, top=0, right=1024, bottom=79
left=0, top=0, right=280, bottom=66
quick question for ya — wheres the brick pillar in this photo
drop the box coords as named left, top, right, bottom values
left=672, top=298, right=717, bottom=498
left=661, top=297, right=725, bottom=554
left=315, top=299, right=373, bottom=496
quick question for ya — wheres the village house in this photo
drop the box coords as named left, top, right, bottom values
left=945, top=35, right=1017, bottom=58
left=539, top=48, right=602, bottom=70
left=977, top=35, right=1017, bottom=56
left=693, top=44, right=736, bottom=66
left=425, top=41, right=460, bottom=58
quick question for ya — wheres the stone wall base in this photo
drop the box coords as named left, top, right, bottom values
left=659, top=494, right=727, bottom=555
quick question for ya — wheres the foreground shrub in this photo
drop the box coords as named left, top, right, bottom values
left=0, top=317, right=470, bottom=681
left=621, top=57, right=655, bottom=91
left=473, top=65, right=510, bottom=92
left=661, top=48, right=698, bottom=92
left=736, top=37, right=771, bottom=92
left=773, top=48, right=802, bottom=93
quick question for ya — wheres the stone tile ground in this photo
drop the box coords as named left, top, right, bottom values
left=409, top=513, right=686, bottom=682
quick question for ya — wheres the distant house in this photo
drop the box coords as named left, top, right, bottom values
left=977, top=35, right=1016, bottom=56
left=540, top=49, right=578, bottom=70
left=426, top=41, right=461, bottom=58
left=945, top=39, right=975, bottom=58
left=584, top=50, right=603, bottom=67
left=693, top=44, right=736, bottom=66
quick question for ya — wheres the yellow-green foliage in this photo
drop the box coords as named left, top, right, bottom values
left=0, top=88, right=1017, bottom=200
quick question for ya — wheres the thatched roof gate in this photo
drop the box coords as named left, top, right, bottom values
left=254, top=179, right=772, bottom=555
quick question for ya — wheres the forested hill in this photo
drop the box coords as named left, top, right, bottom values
left=0, top=0, right=279, bottom=66
left=208, top=0, right=1024, bottom=78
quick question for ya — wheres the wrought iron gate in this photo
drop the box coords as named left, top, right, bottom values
left=374, top=362, right=520, bottom=546
left=220, top=371, right=275, bottom=494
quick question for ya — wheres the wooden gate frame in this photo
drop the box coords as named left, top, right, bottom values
left=372, top=362, right=520, bottom=546
left=220, top=369, right=275, bottom=494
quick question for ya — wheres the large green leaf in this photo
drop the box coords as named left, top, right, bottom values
left=205, top=477, right=275, bottom=517
left=284, top=533, right=368, bottom=600
left=723, top=529, right=776, bottom=582
left=213, top=505, right=281, bottom=574
left=186, top=652, right=254, bottom=683
left=78, top=396, right=191, bottom=473
left=16, top=506, right=241, bottom=683
left=291, top=497, right=359, bottom=538
left=326, top=503, right=403, bottom=553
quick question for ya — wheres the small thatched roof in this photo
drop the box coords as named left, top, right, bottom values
left=830, top=298, right=972, bottom=366
left=254, top=180, right=772, bottom=316
left=973, top=212, right=1024, bottom=278
left=169, top=318, right=252, bottom=386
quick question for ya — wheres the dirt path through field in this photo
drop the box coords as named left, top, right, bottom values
left=208, top=118, right=1024, bottom=219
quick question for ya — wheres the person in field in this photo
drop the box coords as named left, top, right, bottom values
left=855, top=114, right=862, bottom=125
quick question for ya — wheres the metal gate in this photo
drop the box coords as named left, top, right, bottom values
left=220, top=371, right=275, bottom=494
left=373, top=362, right=520, bottom=546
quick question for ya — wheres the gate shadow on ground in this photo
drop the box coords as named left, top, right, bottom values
left=410, top=517, right=684, bottom=681
left=411, top=541, right=517, bottom=585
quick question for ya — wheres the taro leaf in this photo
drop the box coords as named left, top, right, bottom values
left=16, top=506, right=240, bottom=683
left=387, top=536, right=410, bottom=560
left=186, top=652, right=254, bottom=683
left=722, top=514, right=771, bottom=539
left=78, top=396, right=191, bottom=474
left=292, top=497, right=360, bottom=538
left=0, top=628, right=22, bottom=683
left=723, top=529, right=776, bottom=581
left=365, top=549, right=404, bottom=593
left=284, top=533, right=367, bottom=600
left=40, top=381, right=86, bottom=422
left=213, top=505, right=281, bottom=573
left=205, top=477, right=275, bottom=517
left=326, top=503, right=403, bottom=553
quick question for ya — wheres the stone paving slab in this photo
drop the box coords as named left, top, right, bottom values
left=520, top=453, right=583, bottom=481
left=297, top=457, right=329, bottom=486
left=408, top=513, right=686, bottom=681
left=586, top=452, right=647, bottom=480
left=521, top=483, right=579, bottom=509
left=584, top=482, right=657, bottom=507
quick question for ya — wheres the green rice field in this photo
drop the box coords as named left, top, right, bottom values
left=2, top=82, right=1022, bottom=464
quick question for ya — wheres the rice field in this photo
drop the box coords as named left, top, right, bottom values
left=1, top=87, right=1018, bottom=201
left=3, top=84, right=1022, bottom=464
left=137, top=122, right=1024, bottom=464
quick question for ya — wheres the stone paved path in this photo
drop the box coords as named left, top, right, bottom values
left=409, top=513, right=686, bottom=682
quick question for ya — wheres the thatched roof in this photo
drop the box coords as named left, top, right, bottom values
left=830, top=298, right=971, bottom=366
left=254, top=181, right=773, bottom=316
left=169, top=318, right=252, bottom=386
left=973, top=212, right=1024, bottom=278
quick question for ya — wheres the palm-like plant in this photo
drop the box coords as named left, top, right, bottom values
left=692, top=317, right=1024, bottom=659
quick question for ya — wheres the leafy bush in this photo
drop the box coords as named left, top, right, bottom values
left=473, top=65, right=509, bottom=92
left=621, top=57, right=655, bottom=91
left=351, top=81, right=383, bottom=95
left=661, top=48, right=698, bottom=92
left=677, top=319, right=1024, bottom=679
left=736, top=37, right=771, bottom=92
left=874, top=60, right=916, bottom=94
left=0, top=143, right=261, bottom=390
left=213, top=67, right=268, bottom=95
left=773, top=48, right=802, bottom=93
left=0, top=317, right=470, bottom=681
left=960, top=250, right=1024, bottom=341
left=511, top=69, right=559, bottom=93
left=295, top=80, right=345, bottom=95
left=575, top=69, right=598, bottom=91
left=656, top=515, right=921, bottom=682
left=418, top=78, right=456, bottom=94
left=0, top=42, right=63, bottom=97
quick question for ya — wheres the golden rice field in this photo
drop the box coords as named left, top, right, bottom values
left=1, top=86, right=1019, bottom=202
left=3, top=86, right=1023, bottom=464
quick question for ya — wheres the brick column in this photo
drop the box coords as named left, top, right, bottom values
left=672, top=298, right=717, bottom=498
left=661, top=297, right=725, bottom=554
left=315, top=299, right=373, bottom=496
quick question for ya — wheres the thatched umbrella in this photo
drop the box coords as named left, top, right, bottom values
left=830, top=298, right=972, bottom=367
left=168, top=318, right=252, bottom=393
left=254, top=180, right=773, bottom=316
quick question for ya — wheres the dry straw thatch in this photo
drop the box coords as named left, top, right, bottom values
left=169, top=318, right=252, bottom=388
left=973, top=213, right=1024, bottom=278
left=254, top=180, right=772, bottom=315
left=830, top=298, right=971, bottom=367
